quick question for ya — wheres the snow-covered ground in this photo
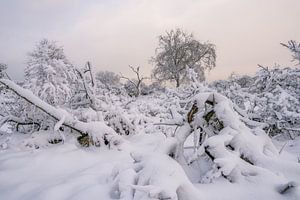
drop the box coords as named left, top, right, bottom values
left=0, top=78, right=299, bottom=200
left=0, top=132, right=299, bottom=200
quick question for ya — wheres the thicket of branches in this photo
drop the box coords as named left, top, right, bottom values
left=0, top=38, right=299, bottom=146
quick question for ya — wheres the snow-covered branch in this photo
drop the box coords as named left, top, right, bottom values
left=0, top=78, right=123, bottom=147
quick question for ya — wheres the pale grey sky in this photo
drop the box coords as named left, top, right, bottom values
left=0, top=0, right=299, bottom=81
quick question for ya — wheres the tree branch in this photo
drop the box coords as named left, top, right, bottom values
left=0, top=79, right=119, bottom=142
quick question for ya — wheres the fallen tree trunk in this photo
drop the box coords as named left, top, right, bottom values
left=0, top=79, right=123, bottom=147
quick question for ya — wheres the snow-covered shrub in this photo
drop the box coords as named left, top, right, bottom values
left=123, top=80, right=138, bottom=97
left=123, top=80, right=150, bottom=97
left=95, top=70, right=121, bottom=91
left=210, top=66, right=300, bottom=139
left=104, top=110, right=136, bottom=136
left=147, top=81, right=165, bottom=94
left=250, top=66, right=300, bottom=138
left=229, top=73, right=254, bottom=88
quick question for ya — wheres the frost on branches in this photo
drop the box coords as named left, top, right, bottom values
left=281, top=40, right=300, bottom=65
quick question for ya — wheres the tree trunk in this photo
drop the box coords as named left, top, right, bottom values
left=176, top=78, right=180, bottom=87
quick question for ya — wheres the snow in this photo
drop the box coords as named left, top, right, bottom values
left=1, top=134, right=300, bottom=200
left=1, top=71, right=300, bottom=200
left=0, top=141, right=124, bottom=200
left=54, top=115, right=65, bottom=132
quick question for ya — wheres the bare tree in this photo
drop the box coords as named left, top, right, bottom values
left=120, top=66, right=148, bottom=97
left=281, top=40, right=300, bottom=65
left=151, top=28, right=216, bottom=87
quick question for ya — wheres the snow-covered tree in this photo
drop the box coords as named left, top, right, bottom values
left=281, top=40, right=300, bottom=65
left=95, top=70, right=120, bottom=90
left=24, top=39, right=77, bottom=106
left=228, top=73, right=254, bottom=88
left=151, top=28, right=216, bottom=87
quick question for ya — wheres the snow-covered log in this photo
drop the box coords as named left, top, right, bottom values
left=0, top=79, right=123, bottom=147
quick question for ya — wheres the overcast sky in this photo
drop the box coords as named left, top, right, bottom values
left=0, top=0, right=299, bottom=82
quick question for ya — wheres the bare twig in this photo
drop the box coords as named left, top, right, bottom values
left=279, top=141, right=288, bottom=154
left=154, top=122, right=183, bottom=126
